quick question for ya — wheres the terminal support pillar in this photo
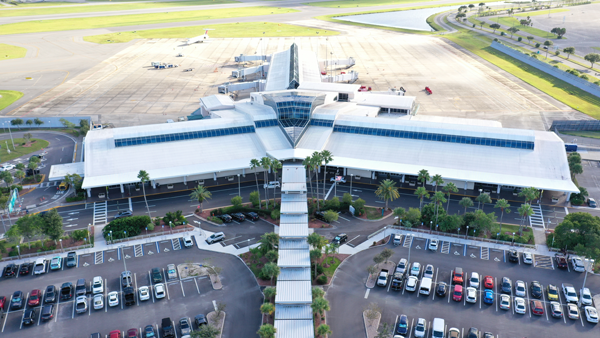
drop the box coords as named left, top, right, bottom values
left=152, top=180, right=156, bottom=189
left=183, top=176, right=187, bottom=185
left=213, top=173, right=217, bottom=181
left=402, top=174, right=405, bottom=183
left=566, top=192, right=571, bottom=202
left=242, top=168, right=246, bottom=177
left=464, top=181, right=468, bottom=190
left=120, top=184, right=124, bottom=194
left=87, top=188, right=91, bottom=198
left=497, top=185, right=501, bottom=194
left=372, top=171, right=376, bottom=179
left=343, top=168, right=347, bottom=176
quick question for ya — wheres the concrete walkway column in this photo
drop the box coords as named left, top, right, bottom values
left=343, top=167, right=347, bottom=176
left=566, top=192, right=571, bottom=202
left=464, top=181, right=468, bottom=190
left=242, top=168, right=246, bottom=177
left=402, top=174, right=405, bottom=183
left=120, top=184, right=124, bottom=193
left=183, top=176, right=187, bottom=185
left=372, top=171, right=376, bottom=179
left=497, top=185, right=501, bottom=194
left=151, top=180, right=156, bottom=189
left=213, top=172, right=217, bottom=181
left=87, top=188, right=91, bottom=198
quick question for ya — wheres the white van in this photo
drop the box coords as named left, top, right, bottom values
left=34, top=258, right=47, bottom=275
left=393, top=234, right=402, bottom=246
left=419, top=277, right=433, bottom=295
left=432, top=318, right=445, bottom=338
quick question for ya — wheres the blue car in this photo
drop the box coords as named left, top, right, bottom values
left=484, top=290, right=494, bottom=304
left=396, top=314, right=408, bottom=335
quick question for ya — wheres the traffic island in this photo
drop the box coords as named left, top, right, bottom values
left=365, top=261, right=395, bottom=288
left=177, top=263, right=223, bottom=289
left=362, top=309, right=381, bottom=338
left=207, top=311, right=226, bottom=338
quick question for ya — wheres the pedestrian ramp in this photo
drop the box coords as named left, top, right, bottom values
left=529, top=204, right=545, bottom=228
left=403, top=235, right=413, bottom=248
left=481, top=247, right=489, bottom=260
left=93, top=201, right=108, bottom=226
left=172, top=238, right=182, bottom=251
left=95, top=251, right=103, bottom=265
left=134, top=244, right=143, bottom=257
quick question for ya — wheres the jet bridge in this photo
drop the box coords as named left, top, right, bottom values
left=321, top=70, right=359, bottom=83
left=234, top=54, right=269, bottom=63
left=218, top=80, right=266, bottom=94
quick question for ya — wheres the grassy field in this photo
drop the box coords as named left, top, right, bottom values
left=0, top=0, right=239, bottom=17
left=84, top=22, right=339, bottom=44
left=443, top=24, right=600, bottom=119
left=561, top=131, right=600, bottom=139
left=0, top=90, right=23, bottom=111
left=496, top=16, right=557, bottom=39
left=0, top=138, right=50, bottom=162
left=3, top=2, right=78, bottom=7
left=0, top=6, right=297, bottom=35
left=513, top=8, right=569, bottom=17
left=305, top=0, right=438, bottom=8
left=593, top=47, right=600, bottom=51
left=0, top=43, right=27, bottom=60
left=426, top=12, right=446, bottom=31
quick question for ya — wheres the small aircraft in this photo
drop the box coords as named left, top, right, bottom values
left=186, top=29, right=214, bottom=44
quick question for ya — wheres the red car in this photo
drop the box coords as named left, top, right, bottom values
left=27, top=289, right=42, bottom=307
left=555, top=254, right=568, bottom=269
left=452, top=267, right=464, bottom=285
left=109, top=330, right=121, bottom=338
left=452, top=285, right=463, bottom=302
left=530, top=300, right=544, bottom=315
left=0, top=296, right=6, bottom=310
left=484, top=276, right=494, bottom=289
left=127, top=328, right=138, bottom=338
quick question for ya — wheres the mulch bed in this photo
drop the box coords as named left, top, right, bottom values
left=356, top=208, right=392, bottom=220
left=314, top=313, right=327, bottom=337
left=370, top=235, right=390, bottom=247
left=262, top=313, right=275, bottom=326
left=308, top=219, right=332, bottom=228
left=240, top=251, right=276, bottom=286
left=312, top=253, right=350, bottom=285
left=141, top=223, right=193, bottom=236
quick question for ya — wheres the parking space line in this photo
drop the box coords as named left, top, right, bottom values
left=120, top=279, right=123, bottom=310
left=19, top=308, right=25, bottom=329
left=194, top=277, right=200, bottom=294
left=447, top=271, right=452, bottom=304
left=180, top=281, right=185, bottom=297
left=408, top=318, right=414, bottom=338
left=105, top=278, right=108, bottom=313
left=364, top=289, right=370, bottom=299
left=165, top=282, right=170, bottom=300
left=542, top=285, right=549, bottom=321
left=495, top=277, right=498, bottom=312
left=55, top=301, right=60, bottom=322
left=463, top=245, right=466, bottom=256
left=72, top=296, right=76, bottom=319
left=135, top=273, right=139, bottom=306
left=89, top=295, right=92, bottom=316
left=394, top=315, right=399, bottom=336
left=526, top=282, right=531, bottom=318
left=432, top=268, right=438, bottom=301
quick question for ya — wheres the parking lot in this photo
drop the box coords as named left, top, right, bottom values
left=0, top=236, right=262, bottom=337
left=327, top=233, right=600, bottom=338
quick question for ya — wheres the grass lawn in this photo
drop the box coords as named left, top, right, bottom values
left=443, top=23, right=600, bottom=119
left=0, top=90, right=23, bottom=111
left=495, top=16, right=557, bottom=39
left=513, top=8, right=569, bottom=17
left=365, top=206, right=384, bottom=220
left=84, top=22, right=339, bottom=44
left=0, top=43, right=27, bottom=60
left=593, top=47, right=600, bottom=51
left=0, top=6, right=297, bottom=35
left=426, top=12, right=446, bottom=31
left=322, top=256, right=341, bottom=277
left=0, top=0, right=239, bottom=17
left=0, top=138, right=50, bottom=162
left=561, top=131, right=600, bottom=139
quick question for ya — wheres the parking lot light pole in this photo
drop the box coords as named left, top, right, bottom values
left=237, top=174, right=241, bottom=196
left=350, top=174, right=353, bottom=200
left=477, top=189, right=482, bottom=209
left=466, top=225, right=469, bottom=238
left=512, top=232, right=515, bottom=244
left=109, top=231, right=113, bottom=244
left=582, top=258, right=594, bottom=295
left=169, top=221, right=173, bottom=234
left=430, top=221, right=433, bottom=232
left=16, top=245, right=20, bottom=259
left=5, top=122, right=15, bottom=150
left=59, top=239, right=63, bottom=252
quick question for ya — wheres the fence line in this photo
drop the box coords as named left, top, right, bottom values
left=1, top=244, right=93, bottom=262
left=107, top=227, right=192, bottom=245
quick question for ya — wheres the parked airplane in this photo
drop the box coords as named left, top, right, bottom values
left=186, top=29, right=214, bottom=44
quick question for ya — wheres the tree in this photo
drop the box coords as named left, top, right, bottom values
left=13, top=214, right=43, bottom=246
left=256, top=324, right=276, bottom=338
left=323, top=210, right=338, bottom=223
left=456, top=13, right=466, bottom=20
left=303, top=156, right=314, bottom=201
left=571, top=186, right=589, bottom=206
left=311, top=152, right=322, bottom=211
left=414, top=186, right=429, bottom=211
left=28, top=162, right=38, bottom=171
left=563, top=47, right=575, bottom=60
left=1, top=172, right=13, bottom=188
left=569, top=152, right=583, bottom=180
left=59, top=118, right=76, bottom=134
left=478, top=20, right=486, bottom=29
left=507, top=26, right=520, bottom=38
left=23, top=133, right=32, bottom=143
left=11, top=118, right=23, bottom=129
left=137, top=170, right=152, bottom=218
left=584, top=53, right=600, bottom=68
left=520, top=19, right=529, bottom=26
left=231, top=195, right=242, bottom=207
left=250, top=159, right=262, bottom=209
left=417, top=169, right=430, bottom=187
left=373, top=253, right=384, bottom=266
left=376, top=322, right=393, bottom=338
left=405, top=207, right=421, bottom=226
left=430, top=191, right=447, bottom=226
left=64, top=173, right=83, bottom=191
left=312, top=287, right=325, bottom=299
left=526, top=36, right=534, bottom=45
left=517, top=204, right=534, bottom=235
left=439, top=214, right=463, bottom=232
left=260, top=157, right=272, bottom=209
left=261, top=263, right=280, bottom=283
left=320, top=150, right=333, bottom=199
left=307, top=232, right=327, bottom=251
left=475, top=193, right=491, bottom=210
left=443, top=182, right=458, bottom=212
left=553, top=213, right=600, bottom=261
left=393, top=207, right=406, bottom=223
left=190, top=185, right=212, bottom=213
left=25, top=120, right=33, bottom=127
left=270, top=159, right=282, bottom=205
left=312, top=297, right=330, bottom=319
left=310, top=249, right=322, bottom=276
left=214, top=302, right=226, bottom=319
left=34, top=118, right=44, bottom=126
left=555, top=27, right=566, bottom=38
left=431, top=174, right=444, bottom=192
left=259, top=232, right=279, bottom=252
left=489, top=23, right=501, bottom=33
left=263, top=287, right=276, bottom=302
left=459, top=197, right=473, bottom=214
left=14, top=170, right=25, bottom=182
left=518, top=186, right=539, bottom=205
left=260, top=302, right=275, bottom=319
left=494, top=199, right=511, bottom=234
left=367, top=265, right=378, bottom=278
left=380, top=248, right=394, bottom=264
left=316, top=324, right=332, bottom=337
left=364, top=302, right=381, bottom=321
left=375, top=179, right=400, bottom=210
left=468, top=4, right=475, bottom=9
left=191, top=325, right=220, bottom=338
left=543, top=40, right=553, bottom=58
left=42, top=209, right=64, bottom=241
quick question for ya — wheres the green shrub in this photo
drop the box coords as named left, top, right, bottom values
left=8, top=250, right=18, bottom=257
left=323, top=210, right=338, bottom=222
left=231, top=195, right=243, bottom=207
left=147, top=223, right=155, bottom=231
left=325, top=197, right=340, bottom=211
left=249, top=191, right=260, bottom=207
left=535, top=43, right=541, bottom=48
left=341, top=193, right=352, bottom=210
left=103, top=215, right=151, bottom=239
left=518, top=37, right=522, bottom=42
left=72, top=229, right=89, bottom=242
left=208, top=216, right=223, bottom=224
left=500, top=32, right=505, bottom=36
left=163, top=210, right=185, bottom=226
left=270, top=209, right=280, bottom=220
left=581, top=74, right=589, bottom=80
left=352, top=198, right=366, bottom=211
left=317, top=275, right=328, bottom=285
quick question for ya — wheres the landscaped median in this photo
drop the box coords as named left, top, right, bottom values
left=84, top=22, right=338, bottom=44
left=0, top=44, right=27, bottom=61
left=0, top=90, right=23, bottom=111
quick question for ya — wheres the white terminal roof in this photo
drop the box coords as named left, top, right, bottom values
left=298, top=81, right=361, bottom=94
left=280, top=214, right=308, bottom=225
left=275, top=281, right=312, bottom=304
left=200, top=94, right=234, bottom=111
left=356, top=93, right=416, bottom=109
left=278, top=249, right=310, bottom=268
left=49, top=162, right=84, bottom=182
left=274, top=320, right=315, bottom=338
left=278, top=267, right=311, bottom=281
left=279, top=224, right=309, bottom=238
left=279, top=239, right=309, bottom=250
left=275, top=305, right=313, bottom=320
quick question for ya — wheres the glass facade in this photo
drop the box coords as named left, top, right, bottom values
left=310, top=119, right=334, bottom=127
left=288, top=43, right=300, bottom=90
left=333, top=125, right=534, bottom=150
left=255, top=119, right=279, bottom=128
left=114, top=126, right=255, bottom=147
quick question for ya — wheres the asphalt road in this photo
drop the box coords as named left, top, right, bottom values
left=327, top=238, right=600, bottom=338
left=0, top=241, right=262, bottom=337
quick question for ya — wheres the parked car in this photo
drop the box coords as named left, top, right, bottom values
left=484, top=290, right=494, bottom=305
left=523, top=252, right=533, bottom=264
left=243, top=212, right=259, bottom=221
left=515, top=280, right=526, bottom=297
left=180, top=317, right=192, bottom=336
left=155, top=283, right=166, bottom=299
left=588, top=198, right=597, bottom=208
left=314, top=211, right=328, bottom=223
left=33, top=258, right=47, bottom=275
left=436, top=282, right=447, bottom=297
left=467, top=327, right=479, bottom=338
left=10, top=291, right=23, bottom=310
left=60, top=282, right=74, bottom=301
left=144, top=325, right=156, bottom=338
left=514, top=297, right=526, bottom=314
left=139, top=286, right=150, bottom=301
left=195, top=314, right=208, bottom=327
left=127, top=328, right=139, bottom=338
left=466, top=287, right=477, bottom=303
left=22, top=308, right=36, bottom=325
left=501, top=277, right=512, bottom=294
left=580, top=288, right=593, bottom=306
left=50, top=256, right=62, bottom=270
left=206, top=232, right=225, bottom=244
left=562, top=283, right=579, bottom=303
left=469, top=272, right=480, bottom=289
left=499, top=294, right=511, bottom=310
left=428, top=239, right=438, bottom=251
left=114, top=210, right=133, bottom=219
left=395, top=314, right=408, bottom=335
left=530, top=281, right=542, bottom=299
left=0, top=164, right=15, bottom=172
left=452, top=267, right=464, bottom=285
left=405, top=276, right=418, bottom=292
left=121, top=271, right=133, bottom=288
left=75, top=278, right=87, bottom=296
left=508, top=250, right=519, bottom=263
left=3, top=264, right=17, bottom=277
left=555, top=254, right=568, bottom=269
left=108, top=291, right=119, bottom=307
left=40, top=304, right=54, bottom=321
left=92, top=276, right=104, bottom=294
left=452, top=285, right=463, bottom=302
left=19, top=262, right=33, bottom=276
left=93, top=294, right=104, bottom=310
left=567, top=303, right=580, bottom=320
left=547, top=284, right=559, bottom=301
left=423, top=264, right=434, bottom=279
left=167, top=264, right=178, bottom=280
left=217, top=214, right=232, bottom=223
left=414, top=317, right=426, bottom=338
left=0, top=296, right=5, bottom=311
left=66, top=252, right=77, bottom=268
left=151, top=268, right=163, bottom=283
left=110, top=330, right=122, bottom=338
left=28, top=289, right=42, bottom=307
left=550, top=301, right=563, bottom=318
left=410, top=262, right=421, bottom=277
left=44, top=285, right=56, bottom=303
left=572, top=257, right=586, bottom=272
left=331, top=233, right=348, bottom=245
left=483, top=275, right=494, bottom=289
left=396, top=258, right=408, bottom=274
left=75, top=296, right=87, bottom=314
left=530, top=300, right=544, bottom=315
left=448, top=328, right=461, bottom=338
left=230, top=213, right=245, bottom=222
left=183, top=236, right=194, bottom=248
left=585, top=306, right=599, bottom=323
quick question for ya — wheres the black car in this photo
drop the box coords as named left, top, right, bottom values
left=44, top=285, right=57, bottom=303
left=331, top=233, right=348, bottom=245
left=22, top=308, right=36, bottom=325
left=483, top=332, right=494, bottom=338
left=144, top=324, right=156, bottom=338
left=114, top=210, right=133, bottom=219
left=3, top=264, right=17, bottom=278
left=243, top=212, right=259, bottom=221
left=217, top=214, right=232, bottom=223
left=10, top=291, right=24, bottom=310
left=195, top=314, right=207, bottom=327
left=436, top=282, right=448, bottom=297
left=161, top=317, right=175, bottom=338
left=41, top=304, right=54, bottom=321
left=19, top=262, right=32, bottom=276
left=230, top=213, right=245, bottom=222
left=315, top=211, right=329, bottom=223
left=151, top=268, right=163, bottom=284
left=508, top=250, right=519, bottom=263
left=396, top=314, right=408, bottom=335
left=60, top=282, right=74, bottom=301
left=530, top=281, right=542, bottom=299
left=66, top=252, right=77, bottom=268
left=467, top=327, right=479, bottom=338
left=501, top=277, right=512, bottom=294
left=25, top=169, right=40, bottom=177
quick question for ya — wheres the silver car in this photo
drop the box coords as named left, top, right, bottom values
left=423, top=264, right=434, bottom=279
left=410, top=262, right=421, bottom=277
left=167, top=264, right=178, bottom=280
left=515, top=280, right=526, bottom=297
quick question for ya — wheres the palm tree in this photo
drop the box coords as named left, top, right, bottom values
left=260, top=303, right=275, bottom=320
left=517, top=204, right=534, bottom=235
left=430, top=191, right=447, bottom=226
left=14, top=170, right=25, bottom=183
left=417, top=169, right=430, bottom=187
left=303, top=156, right=314, bottom=200
left=414, top=186, right=429, bottom=211
left=320, top=150, right=333, bottom=199
left=494, top=199, right=511, bottom=235
left=431, top=174, right=444, bottom=192
left=190, top=185, right=212, bottom=213
left=316, top=324, right=332, bottom=338
left=476, top=192, right=491, bottom=210
left=270, top=159, right=282, bottom=205
left=260, top=157, right=272, bottom=209
left=519, top=187, right=540, bottom=205
left=137, top=170, right=152, bottom=218
left=459, top=197, right=473, bottom=214
left=443, top=182, right=458, bottom=212
left=250, top=159, right=262, bottom=209
left=311, top=297, right=330, bottom=321
left=311, top=152, right=322, bottom=211
left=375, top=179, right=400, bottom=210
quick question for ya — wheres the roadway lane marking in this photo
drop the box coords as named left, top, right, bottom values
left=364, top=289, right=370, bottom=299
left=134, top=273, right=139, bottom=307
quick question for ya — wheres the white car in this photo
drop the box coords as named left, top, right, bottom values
left=139, top=286, right=150, bottom=301
left=428, top=239, right=438, bottom=251
left=167, top=264, right=178, bottom=280
left=108, top=291, right=119, bottom=307
left=585, top=306, right=599, bottom=323
left=572, top=257, right=585, bottom=272
left=469, top=272, right=480, bottom=289
left=522, top=252, right=533, bottom=264
left=405, top=276, right=418, bottom=292
left=0, top=164, right=15, bottom=172
left=154, top=283, right=166, bottom=299
left=414, top=318, right=426, bottom=338
left=567, top=303, right=580, bottom=320
left=410, top=262, right=421, bottom=277
left=423, top=264, right=434, bottom=279
left=466, top=287, right=477, bottom=303
left=93, top=294, right=104, bottom=310
left=396, top=258, right=408, bottom=274
left=75, top=296, right=88, bottom=314
left=515, top=280, right=526, bottom=297
left=183, top=236, right=194, bottom=248
left=562, top=283, right=579, bottom=303
left=499, top=294, right=511, bottom=310
left=92, top=276, right=103, bottom=294
left=580, top=288, right=593, bottom=306
left=514, top=297, right=526, bottom=314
